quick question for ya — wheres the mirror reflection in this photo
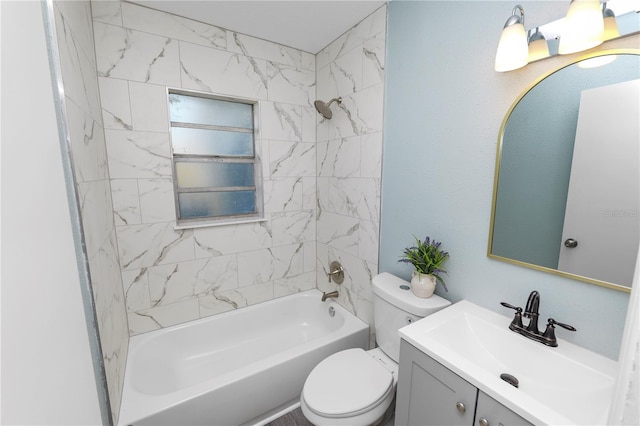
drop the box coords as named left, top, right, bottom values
left=489, top=52, right=639, bottom=291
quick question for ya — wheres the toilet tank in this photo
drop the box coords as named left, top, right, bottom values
left=372, top=272, right=451, bottom=362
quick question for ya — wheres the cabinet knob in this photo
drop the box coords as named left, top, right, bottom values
left=479, top=418, right=490, bottom=426
left=455, top=402, right=466, bottom=413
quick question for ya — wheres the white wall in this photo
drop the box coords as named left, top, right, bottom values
left=1, top=1, right=102, bottom=424
left=51, top=0, right=129, bottom=420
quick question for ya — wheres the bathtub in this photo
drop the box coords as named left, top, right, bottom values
left=118, top=289, right=369, bottom=425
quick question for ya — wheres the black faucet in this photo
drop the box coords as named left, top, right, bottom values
left=524, top=290, right=540, bottom=333
left=501, top=291, right=576, bottom=347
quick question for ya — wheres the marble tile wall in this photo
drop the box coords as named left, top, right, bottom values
left=52, top=1, right=129, bottom=422
left=315, top=5, right=387, bottom=346
left=91, top=1, right=319, bottom=335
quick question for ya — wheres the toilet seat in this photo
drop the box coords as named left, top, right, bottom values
left=301, top=348, right=394, bottom=418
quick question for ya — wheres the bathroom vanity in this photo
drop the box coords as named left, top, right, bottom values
left=395, top=300, right=617, bottom=425
left=396, top=340, right=532, bottom=425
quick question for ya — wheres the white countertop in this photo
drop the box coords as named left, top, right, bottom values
left=399, top=300, right=618, bottom=425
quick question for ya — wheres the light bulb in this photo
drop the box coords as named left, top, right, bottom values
left=495, top=6, right=529, bottom=72
left=603, top=7, right=620, bottom=40
left=527, top=28, right=550, bottom=62
left=559, top=0, right=604, bottom=55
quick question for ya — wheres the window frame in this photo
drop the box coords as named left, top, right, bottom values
left=167, top=88, right=264, bottom=229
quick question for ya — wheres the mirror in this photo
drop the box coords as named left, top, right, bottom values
left=489, top=50, right=639, bottom=292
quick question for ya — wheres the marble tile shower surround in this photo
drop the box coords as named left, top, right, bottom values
left=53, top=1, right=129, bottom=423
left=315, top=6, right=386, bottom=342
left=89, top=0, right=386, bottom=349
left=92, top=0, right=320, bottom=336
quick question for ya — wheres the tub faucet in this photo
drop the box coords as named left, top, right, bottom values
left=321, top=291, right=339, bottom=302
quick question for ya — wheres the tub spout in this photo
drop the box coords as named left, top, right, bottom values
left=321, top=291, right=339, bottom=302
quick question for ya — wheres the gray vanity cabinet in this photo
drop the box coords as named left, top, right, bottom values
left=395, top=340, right=533, bottom=426
left=395, top=339, right=476, bottom=425
left=475, top=391, right=533, bottom=426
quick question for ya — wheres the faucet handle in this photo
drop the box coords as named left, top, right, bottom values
left=500, top=302, right=521, bottom=311
left=546, top=318, right=576, bottom=331
left=326, top=261, right=344, bottom=284
left=500, top=302, right=524, bottom=329
left=542, top=318, right=576, bottom=347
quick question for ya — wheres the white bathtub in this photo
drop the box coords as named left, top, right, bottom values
left=118, top=289, right=369, bottom=426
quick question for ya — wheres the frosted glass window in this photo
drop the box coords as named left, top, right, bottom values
left=171, top=128, right=254, bottom=157
left=175, top=162, right=255, bottom=189
left=168, top=90, right=262, bottom=226
left=178, top=191, right=256, bottom=219
left=169, top=94, right=253, bottom=129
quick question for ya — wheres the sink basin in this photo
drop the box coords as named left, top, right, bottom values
left=399, top=300, right=617, bottom=425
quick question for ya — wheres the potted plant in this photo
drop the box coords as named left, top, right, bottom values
left=399, top=235, right=450, bottom=298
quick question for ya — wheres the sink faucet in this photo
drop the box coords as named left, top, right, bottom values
left=501, top=291, right=576, bottom=347
left=321, top=290, right=339, bottom=302
left=524, top=290, right=540, bottom=333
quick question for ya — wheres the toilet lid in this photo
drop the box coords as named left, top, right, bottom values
left=302, top=348, right=394, bottom=418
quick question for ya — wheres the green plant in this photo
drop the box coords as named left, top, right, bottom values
left=399, top=235, right=450, bottom=292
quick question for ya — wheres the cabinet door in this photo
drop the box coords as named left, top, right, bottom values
left=396, top=340, right=477, bottom=426
left=474, top=391, right=533, bottom=426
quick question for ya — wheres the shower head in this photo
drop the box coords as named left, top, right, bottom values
left=314, top=97, right=342, bottom=119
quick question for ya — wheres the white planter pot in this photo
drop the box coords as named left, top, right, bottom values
left=410, top=271, right=437, bottom=298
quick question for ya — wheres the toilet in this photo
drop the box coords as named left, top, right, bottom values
left=300, top=272, right=451, bottom=425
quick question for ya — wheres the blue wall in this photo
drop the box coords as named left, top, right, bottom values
left=380, top=0, right=633, bottom=359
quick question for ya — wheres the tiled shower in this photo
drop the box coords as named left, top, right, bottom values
left=51, top=0, right=386, bottom=422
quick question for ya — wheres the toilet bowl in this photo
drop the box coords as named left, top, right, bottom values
left=300, top=348, right=397, bottom=425
left=300, top=273, right=451, bottom=425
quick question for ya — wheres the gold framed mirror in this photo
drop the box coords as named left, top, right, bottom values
left=489, top=49, right=639, bottom=293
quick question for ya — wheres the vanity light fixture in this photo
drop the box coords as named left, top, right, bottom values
left=495, top=0, right=636, bottom=72
left=527, top=27, right=550, bottom=62
left=558, top=0, right=604, bottom=55
left=495, top=5, right=529, bottom=72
